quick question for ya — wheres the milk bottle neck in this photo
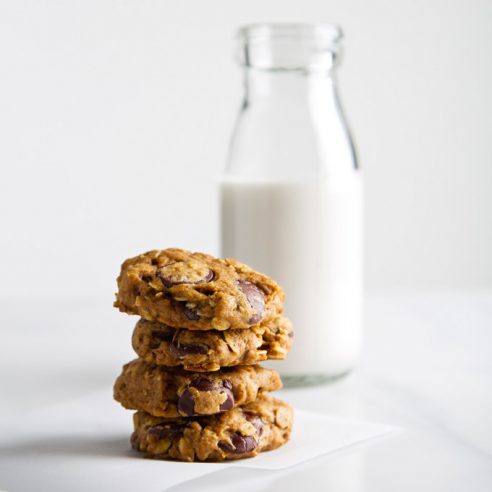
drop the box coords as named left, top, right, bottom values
left=244, top=69, right=337, bottom=104
left=238, top=23, right=342, bottom=106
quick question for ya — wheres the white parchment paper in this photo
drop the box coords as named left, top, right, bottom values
left=0, top=390, right=398, bottom=492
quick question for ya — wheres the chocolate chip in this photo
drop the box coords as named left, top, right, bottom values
left=158, top=262, right=214, bottom=288
left=244, top=412, right=264, bottom=436
left=180, top=378, right=235, bottom=415
left=219, top=386, right=234, bottom=411
left=182, top=304, right=200, bottom=321
left=288, top=331, right=294, bottom=339
left=219, top=434, right=257, bottom=454
left=170, top=341, right=209, bottom=357
left=237, top=280, right=265, bottom=324
left=177, top=389, right=195, bottom=416
left=178, top=377, right=235, bottom=416
left=151, top=330, right=174, bottom=342
left=189, top=377, right=215, bottom=391
left=178, top=378, right=215, bottom=416
left=147, top=424, right=184, bottom=440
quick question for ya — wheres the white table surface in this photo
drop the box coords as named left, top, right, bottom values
left=1, top=291, right=491, bottom=491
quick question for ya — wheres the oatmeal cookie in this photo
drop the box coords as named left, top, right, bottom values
left=132, top=316, right=293, bottom=372
left=114, top=248, right=284, bottom=330
left=114, top=359, right=282, bottom=417
left=131, top=395, right=293, bottom=461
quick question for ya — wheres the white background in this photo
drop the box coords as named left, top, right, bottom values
left=1, top=0, right=491, bottom=302
left=1, top=5, right=491, bottom=490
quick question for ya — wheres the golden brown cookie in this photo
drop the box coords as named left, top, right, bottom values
left=131, top=395, right=293, bottom=462
left=113, top=359, right=282, bottom=418
left=132, top=316, right=294, bottom=372
left=114, top=248, right=284, bottom=330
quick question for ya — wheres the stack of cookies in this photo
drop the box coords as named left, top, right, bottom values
left=113, top=248, right=294, bottom=462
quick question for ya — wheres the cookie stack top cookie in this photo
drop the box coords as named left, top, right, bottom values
left=113, top=248, right=293, bottom=462
left=114, top=248, right=284, bottom=330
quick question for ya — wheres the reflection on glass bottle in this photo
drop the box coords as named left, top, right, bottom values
left=221, top=24, right=363, bottom=385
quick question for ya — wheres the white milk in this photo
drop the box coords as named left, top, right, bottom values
left=221, top=176, right=363, bottom=378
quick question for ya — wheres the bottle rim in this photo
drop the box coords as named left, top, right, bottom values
left=237, top=23, right=343, bottom=44
left=236, top=23, right=343, bottom=71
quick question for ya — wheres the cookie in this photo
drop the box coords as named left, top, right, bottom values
left=114, top=359, right=282, bottom=417
left=131, top=395, right=293, bottom=461
left=132, top=316, right=294, bottom=372
left=114, top=248, right=284, bottom=330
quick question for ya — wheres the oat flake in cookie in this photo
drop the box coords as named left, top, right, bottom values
left=113, top=359, right=282, bottom=418
left=131, top=395, right=293, bottom=462
left=132, top=316, right=294, bottom=372
left=114, top=248, right=284, bottom=330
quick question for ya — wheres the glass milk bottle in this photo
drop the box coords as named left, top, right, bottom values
left=221, top=24, right=363, bottom=385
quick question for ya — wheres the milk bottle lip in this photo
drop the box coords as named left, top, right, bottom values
left=236, top=23, right=343, bottom=72
left=237, top=23, right=343, bottom=44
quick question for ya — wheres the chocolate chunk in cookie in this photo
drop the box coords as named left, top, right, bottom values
left=157, top=261, right=214, bottom=288
left=177, top=378, right=234, bottom=416
left=237, top=279, right=265, bottom=324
